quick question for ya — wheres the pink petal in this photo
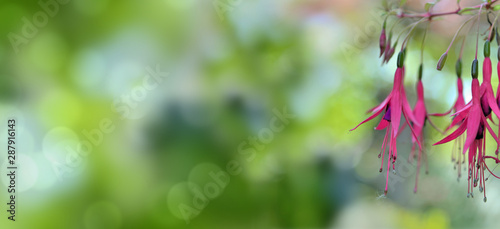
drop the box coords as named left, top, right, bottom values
left=434, top=118, right=467, bottom=145
left=487, top=88, right=500, bottom=118
left=391, top=69, right=403, bottom=137
left=450, top=102, right=472, bottom=117
left=403, top=107, right=421, bottom=149
left=375, top=119, right=390, bottom=130
left=481, top=115, right=500, bottom=145
left=462, top=106, right=481, bottom=154
left=428, top=108, right=452, bottom=117
left=350, top=107, right=385, bottom=131
left=367, top=94, right=392, bottom=114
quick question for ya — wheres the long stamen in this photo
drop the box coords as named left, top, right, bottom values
left=380, top=126, right=390, bottom=173
left=384, top=129, right=394, bottom=195
left=414, top=141, right=422, bottom=193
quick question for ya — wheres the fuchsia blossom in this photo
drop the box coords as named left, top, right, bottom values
left=429, top=61, right=466, bottom=129
left=408, top=70, right=442, bottom=193
left=354, top=1, right=500, bottom=200
left=496, top=51, right=500, bottom=155
left=351, top=51, right=420, bottom=195
left=434, top=55, right=500, bottom=201
left=429, top=60, right=467, bottom=177
left=478, top=42, right=500, bottom=119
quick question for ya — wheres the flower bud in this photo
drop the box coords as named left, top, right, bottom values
left=384, top=41, right=396, bottom=63
left=418, top=64, right=423, bottom=80
left=484, top=40, right=490, bottom=57
left=456, top=59, right=462, bottom=78
left=471, top=59, right=478, bottom=79
left=383, top=32, right=393, bottom=61
left=437, top=53, right=447, bottom=71
left=397, top=49, right=405, bottom=68
left=379, top=28, right=386, bottom=57
left=386, top=47, right=395, bottom=63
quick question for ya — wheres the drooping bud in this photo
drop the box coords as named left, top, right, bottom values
left=418, top=64, right=423, bottom=80
left=379, top=29, right=386, bottom=57
left=456, top=59, right=462, bottom=78
left=437, top=53, right=448, bottom=70
left=379, top=20, right=387, bottom=57
left=397, top=49, right=405, bottom=68
left=484, top=40, right=490, bottom=57
left=384, top=32, right=393, bottom=62
left=472, top=59, right=478, bottom=79
left=385, top=41, right=397, bottom=63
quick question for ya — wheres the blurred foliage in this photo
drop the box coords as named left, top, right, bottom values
left=0, top=0, right=499, bottom=229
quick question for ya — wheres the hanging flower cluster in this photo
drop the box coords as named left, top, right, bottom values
left=351, top=0, right=500, bottom=201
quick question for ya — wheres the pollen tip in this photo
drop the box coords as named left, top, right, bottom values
left=384, top=190, right=388, bottom=196
left=484, top=197, right=487, bottom=203
left=379, top=168, right=383, bottom=173
left=392, top=169, right=396, bottom=175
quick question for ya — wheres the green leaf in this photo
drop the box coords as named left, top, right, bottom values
left=425, top=0, right=441, bottom=11
left=425, top=2, right=435, bottom=11
left=493, top=5, right=500, bottom=11
left=459, top=7, right=477, bottom=15
left=400, top=0, right=407, bottom=7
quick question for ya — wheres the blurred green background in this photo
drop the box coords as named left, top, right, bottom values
left=1, top=0, right=500, bottom=228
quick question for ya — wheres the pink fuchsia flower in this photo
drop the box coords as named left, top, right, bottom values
left=429, top=59, right=467, bottom=177
left=409, top=65, right=442, bottom=193
left=351, top=51, right=420, bottom=195
left=434, top=59, right=500, bottom=201
left=479, top=41, right=500, bottom=119
left=496, top=46, right=500, bottom=155
left=429, top=59, right=466, bottom=128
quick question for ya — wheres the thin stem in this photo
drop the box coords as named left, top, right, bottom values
left=395, top=20, right=422, bottom=46
left=420, top=22, right=430, bottom=64
left=446, top=16, right=476, bottom=54
left=390, top=18, right=403, bottom=33
left=459, top=19, right=478, bottom=59
left=476, top=5, right=483, bottom=60
left=458, top=16, right=476, bottom=59
left=402, top=18, right=428, bottom=50
left=488, top=12, right=500, bottom=39
left=397, top=0, right=498, bottom=19
left=399, top=8, right=461, bottom=18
